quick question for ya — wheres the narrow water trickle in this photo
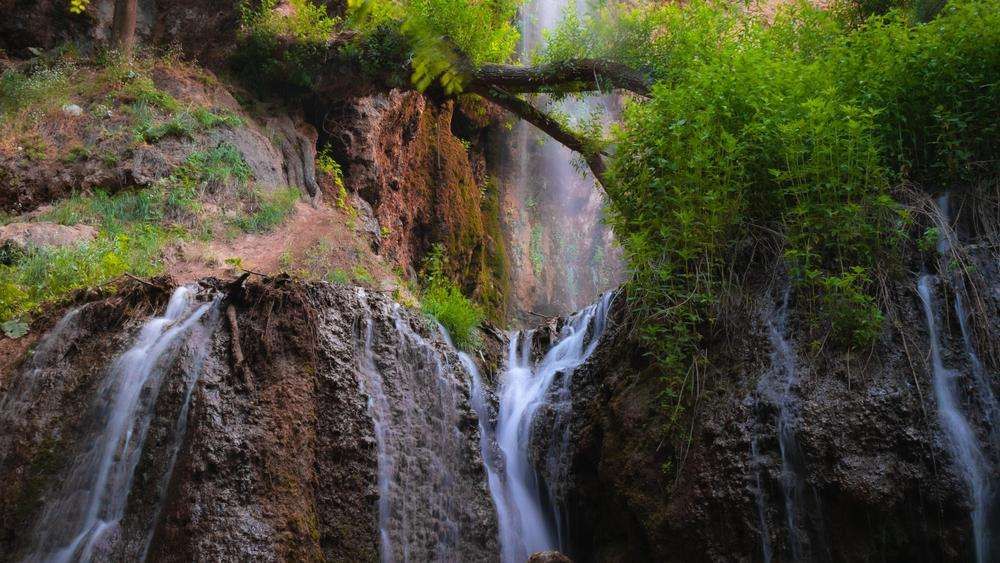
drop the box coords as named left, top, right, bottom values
left=918, top=193, right=995, bottom=563
left=25, top=286, right=218, bottom=563
left=936, top=194, right=1000, bottom=452
left=750, top=434, right=773, bottom=563
left=755, top=287, right=829, bottom=562
left=494, top=292, right=614, bottom=562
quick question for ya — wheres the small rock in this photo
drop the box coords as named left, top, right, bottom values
left=62, top=103, right=84, bottom=117
left=528, top=551, right=573, bottom=563
left=0, top=222, right=98, bottom=251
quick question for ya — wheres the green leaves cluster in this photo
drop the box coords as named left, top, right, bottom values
left=420, top=244, right=483, bottom=350
left=347, top=0, right=522, bottom=93
left=604, top=0, right=998, bottom=391
left=235, top=0, right=339, bottom=91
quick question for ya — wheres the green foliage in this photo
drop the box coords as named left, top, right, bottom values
left=0, top=225, right=168, bottom=322
left=603, top=1, right=988, bottom=394
left=120, top=77, right=181, bottom=112
left=316, top=144, right=344, bottom=187
left=419, top=243, right=483, bottom=350
left=348, top=0, right=522, bottom=93
left=233, top=187, right=301, bottom=233
left=0, top=63, right=72, bottom=121
left=918, top=227, right=941, bottom=253
left=235, top=0, right=339, bottom=91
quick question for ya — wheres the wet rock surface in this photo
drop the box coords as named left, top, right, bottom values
left=0, top=279, right=496, bottom=561
left=557, top=246, right=1000, bottom=561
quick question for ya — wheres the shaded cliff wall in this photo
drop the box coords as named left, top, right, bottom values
left=324, top=91, right=510, bottom=318
left=558, top=189, right=1000, bottom=562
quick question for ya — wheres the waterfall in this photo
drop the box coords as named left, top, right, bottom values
left=353, top=289, right=483, bottom=562
left=919, top=193, right=995, bottom=563
left=937, top=194, right=1000, bottom=451
left=494, top=292, right=614, bottom=561
left=455, top=348, right=512, bottom=563
left=24, top=286, right=217, bottom=563
left=755, top=287, right=830, bottom=562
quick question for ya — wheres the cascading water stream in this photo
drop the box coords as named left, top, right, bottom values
left=918, top=275, right=991, bottom=563
left=24, top=286, right=217, bottom=563
left=936, top=194, right=1000, bottom=451
left=493, top=292, right=613, bottom=561
left=919, top=193, right=995, bottom=563
left=353, top=289, right=475, bottom=562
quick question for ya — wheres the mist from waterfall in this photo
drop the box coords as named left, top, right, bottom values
left=493, top=292, right=614, bottom=561
left=24, top=286, right=218, bottom=563
left=504, top=0, right=622, bottom=318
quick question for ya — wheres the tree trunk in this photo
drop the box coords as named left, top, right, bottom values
left=471, top=59, right=652, bottom=97
left=112, top=0, right=138, bottom=57
left=468, top=84, right=608, bottom=186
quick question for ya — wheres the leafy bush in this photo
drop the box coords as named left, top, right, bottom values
left=603, top=1, right=995, bottom=392
left=347, top=0, right=521, bottom=93
left=235, top=0, right=339, bottom=91
left=419, top=244, right=483, bottom=350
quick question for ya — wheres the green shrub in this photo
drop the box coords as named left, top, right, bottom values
left=0, top=225, right=169, bottom=322
left=419, top=243, right=483, bottom=350
left=235, top=0, right=339, bottom=91
left=120, top=76, right=180, bottom=112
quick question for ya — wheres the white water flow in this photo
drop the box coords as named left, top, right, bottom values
left=937, top=194, right=1000, bottom=451
left=750, top=434, right=773, bottom=563
left=918, top=275, right=991, bottom=563
left=353, top=290, right=472, bottom=562
left=920, top=193, right=994, bottom=563
left=454, top=346, right=511, bottom=561
left=25, top=286, right=215, bottom=563
left=759, top=287, right=819, bottom=561
left=495, top=292, right=614, bottom=561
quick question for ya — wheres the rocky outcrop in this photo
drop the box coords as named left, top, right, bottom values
left=0, top=222, right=97, bottom=251
left=0, top=279, right=496, bottom=561
left=556, top=193, right=1000, bottom=561
left=0, top=62, right=318, bottom=214
left=327, top=90, right=509, bottom=317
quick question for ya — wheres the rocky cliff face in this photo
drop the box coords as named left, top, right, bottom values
left=0, top=279, right=496, bottom=561
left=326, top=90, right=509, bottom=317
left=556, top=190, right=1000, bottom=562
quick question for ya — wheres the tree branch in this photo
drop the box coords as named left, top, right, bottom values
left=471, top=59, right=652, bottom=97
left=468, top=84, right=607, bottom=185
